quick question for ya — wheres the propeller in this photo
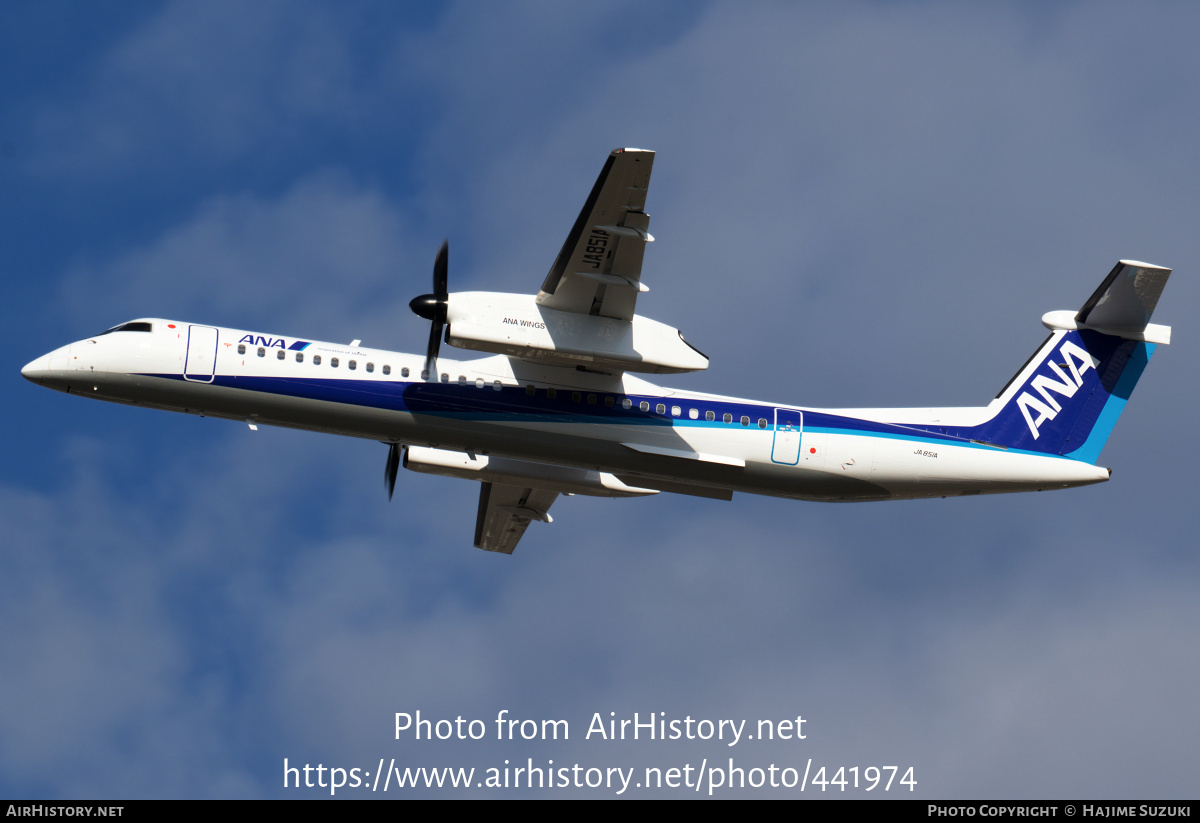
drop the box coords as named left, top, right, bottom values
left=389, top=241, right=447, bottom=500
left=385, top=442, right=401, bottom=500
left=408, top=240, right=449, bottom=381
left=387, top=241, right=447, bottom=500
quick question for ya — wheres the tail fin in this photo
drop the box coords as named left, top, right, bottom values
left=974, top=261, right=1172, bottom=463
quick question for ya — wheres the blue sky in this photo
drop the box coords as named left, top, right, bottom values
left=4, top=1, right=1199, bottom=798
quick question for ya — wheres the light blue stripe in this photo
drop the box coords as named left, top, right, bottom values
left=1065, top=395, right=1127, bottom=464
left=1064, top=341, right=1154, bottom=464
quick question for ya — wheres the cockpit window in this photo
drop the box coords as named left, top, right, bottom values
left=97, top=321, right=153, bottom=336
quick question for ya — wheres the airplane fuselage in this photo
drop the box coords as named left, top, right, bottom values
left=21, top=319, right=1111, bottom=505
left=20, top=148, right=1172, bottom=553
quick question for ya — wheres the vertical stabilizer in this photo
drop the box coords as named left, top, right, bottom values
left=974, top=261, right=1171, bottom=463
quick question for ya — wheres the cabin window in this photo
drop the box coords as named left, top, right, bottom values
left=257, top=347, right=265, bottom=357
left=277, top=349, right=285, bottom=360
left=740, top=416, right=750, bottom=426
left=758, top=418, right=767, bottom=429
left=296, top=353, right=304, bottom=363
left=587, top=394, right=596, bottom=405
left=605, top=396, right=615, bottom=408
left=621, top=398, right=632, bottom=410
left=331, top=357, right=339, bottom=368
left=640, top=401, right=649, bottom=412
left=313, top=355, right=322, bottom=365
left=688, top=408, right=698, bottom=419
left=385, top=365, right=392, bottom=376
left=656, top=403, right=666, bottom=415
left=476, top=378, right=484, bottom=388
left=440, top=373, right=448, bottom=383
left=671, top=406, right=681, bottom=417
left=723, top=413, right=732, bottom=423
left=493, top=380, right=502, bottom=391
left=237, top=344, right=246, bottom=355
left=366, top=362, right=374, bottom=373
left=546, top=388, right=556, bottom=399
left=349, top=360, right=356, bottom=370
left=526, top=385, right=535, bottom=396
left=706, top=411, right=715, bottom=421
left=571, top=392, right=581, bottom=403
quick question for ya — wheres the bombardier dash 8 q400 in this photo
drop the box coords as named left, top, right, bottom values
left=23, top=149, right=1174, bottom=554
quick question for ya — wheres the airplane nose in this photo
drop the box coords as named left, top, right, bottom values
left=21, top=354, right=49, bottom=384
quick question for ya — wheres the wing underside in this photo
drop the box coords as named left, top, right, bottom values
left=474, top=481, right=559, bottom=554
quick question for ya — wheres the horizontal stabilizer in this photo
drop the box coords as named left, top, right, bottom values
left=1078, top=260, right=1170, bottom=329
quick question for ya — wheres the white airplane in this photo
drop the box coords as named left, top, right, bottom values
left=22, top=149, right=1174, bottom=554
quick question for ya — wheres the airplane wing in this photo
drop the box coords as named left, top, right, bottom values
left=536, top=148, right=655, bottom=322
left=474, top=481, right=559, bottom=554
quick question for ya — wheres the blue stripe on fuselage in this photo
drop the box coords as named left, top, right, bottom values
left=139, top=372, right=1038, bottom=452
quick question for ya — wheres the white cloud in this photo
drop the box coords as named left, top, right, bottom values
left=30, top=0, right=365, bottom=176
left=60, top=171, right=425, bottom=348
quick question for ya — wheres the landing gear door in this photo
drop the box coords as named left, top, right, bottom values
left=771, top=408, right=804, bottom=465
left=184, top=325, right=218, bottom=383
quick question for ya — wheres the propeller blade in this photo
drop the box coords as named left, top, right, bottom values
left=385, top=442, right=400, bottom=500
left=408, top=240, right=450, bottom=381
left=432, top=239, right=448, bottom=298
left=423, top=319, right=442, bottom=382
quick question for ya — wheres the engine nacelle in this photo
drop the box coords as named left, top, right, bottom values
left=403, top=446, right=658, bottom=498
left=443, top=292, right=708, bottom=374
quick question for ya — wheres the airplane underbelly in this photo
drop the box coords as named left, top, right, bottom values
left=867, top=438, right=1108, bottom=497
left=84, top=374, right=919, bottom=502
left=822, top=433, right=877, bottom=485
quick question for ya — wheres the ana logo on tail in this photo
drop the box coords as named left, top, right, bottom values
left=1016, top=338, right=1100, bottom=439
